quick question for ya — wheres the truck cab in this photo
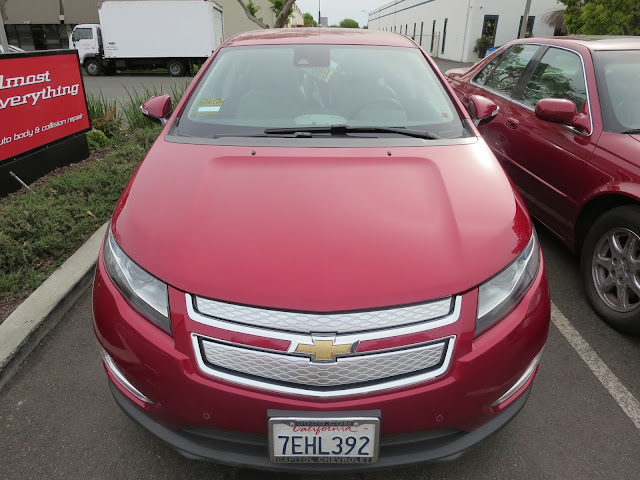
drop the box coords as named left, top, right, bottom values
left=69, top=24, right=103, bottom=75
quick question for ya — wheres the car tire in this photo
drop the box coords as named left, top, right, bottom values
left=85, top=59, right=103, bottom=76
left=167, top=60, right=185, bottom=77
left=581, top=205, right=640, bottom=334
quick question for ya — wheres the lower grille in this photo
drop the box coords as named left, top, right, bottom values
left=194, top=335, right=454, bottom=397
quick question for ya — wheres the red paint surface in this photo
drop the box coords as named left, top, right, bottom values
left=94, top=254, right=550, bottom=434
left=446, top=37, right=640, bottom=250
left=0, top=52, right=90, bottom=162
left=91, top=29, right=552, bottom=452
left=112, top=140, right=531, bottom=311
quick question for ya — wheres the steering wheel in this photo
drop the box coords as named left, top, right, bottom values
left=353, top=97, right=405, bottom=116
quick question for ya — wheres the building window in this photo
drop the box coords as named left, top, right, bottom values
left=431, top=20, right=436, bottom=53
left=518, top=16, right=535, bottom=38
left=3, top=24, right=68, bottom=51
left=419, top=21, right=424, bottom=46
left=441, top=18, right=448, bottom=54
left=482, top=15, right=499, bottom=47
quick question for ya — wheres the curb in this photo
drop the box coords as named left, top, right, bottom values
left=0, top=222, right=108, bottom=391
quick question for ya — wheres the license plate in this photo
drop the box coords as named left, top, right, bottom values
left=269, top=416, right=380, bottom=464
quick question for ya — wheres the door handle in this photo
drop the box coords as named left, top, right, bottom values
left=505, top=116, right=519, bottom=129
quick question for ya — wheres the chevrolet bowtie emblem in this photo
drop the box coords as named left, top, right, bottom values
left=295, top=339, right=354, bottom=362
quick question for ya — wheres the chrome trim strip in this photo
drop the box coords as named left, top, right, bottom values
left=100, top=347, right=153, bottom=404
left=186, top=294, right=462, bottom=343
left=470, top=43, right=594, bottom=136
left=191, top=334, right=456, bottom=398
left=490, top=350, right=542, bottom=407
left=193, top=295, right=453, bottom=334
left=200, top=337, right=446, bottom=387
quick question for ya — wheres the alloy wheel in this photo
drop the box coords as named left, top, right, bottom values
left=592, top=228, right=640, bottom=312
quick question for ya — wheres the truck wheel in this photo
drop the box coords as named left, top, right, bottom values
left=581, top=205, right=640, bottom=334
left=167, top=60, right=185, bottom=77
left=85, top=59, right=103, bottom=76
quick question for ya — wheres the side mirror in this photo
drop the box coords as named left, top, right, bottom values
left=535, top=98, right=590, bottom=133
left=468, top=95, right=499, bottom=126
left=71, top=32, right=79, bottom=42
left=141, top=94, right=173, bottom=126
left=535, top=98, right=576, bottom=124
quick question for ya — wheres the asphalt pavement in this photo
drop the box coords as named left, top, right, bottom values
left=2, top=70, right=639, bottom=479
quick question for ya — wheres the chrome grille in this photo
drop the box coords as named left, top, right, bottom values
left=197, top=336, right=451, bottom=395
left=193, top=296, right=453, bottom=333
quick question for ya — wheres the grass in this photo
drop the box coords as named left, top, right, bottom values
left=86, top=91, right=117, bottom=121
left=0, top=126, right=162, bottom=308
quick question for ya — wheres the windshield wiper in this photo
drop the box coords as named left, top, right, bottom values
left=621, top=129, right=640, bottom=134
left=263, top=124, right=441, bottom=140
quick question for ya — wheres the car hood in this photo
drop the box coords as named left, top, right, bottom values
left=112, top=138, right=532, bottom=311
left=444, top=67, right=471, bottom=78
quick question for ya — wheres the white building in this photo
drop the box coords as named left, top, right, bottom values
left=368, top=0, right=565, bottom=62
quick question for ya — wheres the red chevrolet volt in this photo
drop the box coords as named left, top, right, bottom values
left=93, top=29, right=550, bottom=472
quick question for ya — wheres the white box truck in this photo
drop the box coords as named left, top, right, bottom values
left=70, top=0, right=224, bottom=76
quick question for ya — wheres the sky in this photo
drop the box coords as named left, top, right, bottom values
left=295, top=0, right=384, bottom=28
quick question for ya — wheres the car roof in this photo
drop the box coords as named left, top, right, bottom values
left=516, top=35, right=640, bottom=51
left=224, top=28, right=416, bottom=48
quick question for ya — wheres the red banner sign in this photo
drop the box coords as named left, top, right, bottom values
left=0, top=51, right=90, bottom=163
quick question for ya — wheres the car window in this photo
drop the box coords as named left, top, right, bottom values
left=593, top=50, right=640, bottom=133
left=177, top=44, right=466, bottom=140
left=475, top=44, right=540, bottom=97
left=473, top=52, right=504, bottom=85
left=521, top=47, right=587, bottom=111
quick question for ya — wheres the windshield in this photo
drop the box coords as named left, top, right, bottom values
left=176, top=44, right=466, bottom=140
left=593, top=50, right=640, bottom=133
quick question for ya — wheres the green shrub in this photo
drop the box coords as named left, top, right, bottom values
left=474, top=36, right=493, bottom=58
left=86, top=129, right=111, bottom=150
left=91, top=106, right=123, bottom=138
left=86, top=91, right=116, bottom=121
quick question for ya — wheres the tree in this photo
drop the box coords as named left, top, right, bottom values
left=339, top=18, right=360, bottom=28
left=304, top=12, right=317, bottom=27
left=542, top=9, right=567, bottom=35
left=247, top=1, right=264, bottom=24
left=269, top=0, right=295, bottom=26
left=559, top=0, right=640, bottom=35
left=235, top=0, right=297, bottom=29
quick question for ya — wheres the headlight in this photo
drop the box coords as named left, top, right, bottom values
left=476, top=232, right=540, bottom=337
left=103, top=228, right=171, bottom=334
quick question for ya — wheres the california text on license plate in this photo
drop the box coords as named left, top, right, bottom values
left=268, top=416, right=380, bottom=464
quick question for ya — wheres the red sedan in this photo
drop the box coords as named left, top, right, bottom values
left=446, top=36, right=640, bottom=334
left=93, top=29, right=550, bottom=471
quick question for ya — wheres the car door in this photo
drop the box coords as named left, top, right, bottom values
left=71, top=26, right=98, bottom=63
left=498, top=46, right=598, bottom=241
left=458, top=44, right=542, bottom=173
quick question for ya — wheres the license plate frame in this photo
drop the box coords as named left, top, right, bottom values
left=268, top=414, right=380, bottom=464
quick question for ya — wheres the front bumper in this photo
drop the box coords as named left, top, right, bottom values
left=93, top=245, right=550, bottom=471
left=109, top=379, right=532, bottom=472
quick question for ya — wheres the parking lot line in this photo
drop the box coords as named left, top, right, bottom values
left=551, top=303, right=640, bottom=430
